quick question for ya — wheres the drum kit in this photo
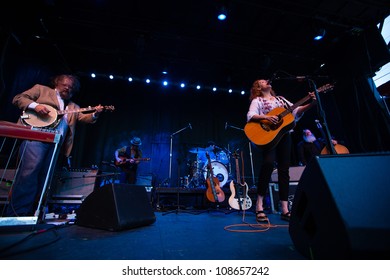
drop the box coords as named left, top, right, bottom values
left=184, top=145, right=231, bottom=188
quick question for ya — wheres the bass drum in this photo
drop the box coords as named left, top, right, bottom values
left=203, top=161, right=229, bottom=187
left=216, top=150, right=229, bottom=165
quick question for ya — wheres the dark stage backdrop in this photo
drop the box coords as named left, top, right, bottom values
left=1, top=26, right=390, bottom=188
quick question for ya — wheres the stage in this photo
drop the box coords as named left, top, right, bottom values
left=0, top=210, right=300, bottom=260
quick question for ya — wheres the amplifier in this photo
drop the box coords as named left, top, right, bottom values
left=48, top=168, right=100, bottom=204
left=0, top=169, right=16, bottom=204
left=271, top=166, right=305, bottom=182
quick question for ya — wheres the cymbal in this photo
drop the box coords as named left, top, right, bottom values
left=188, top=147, right=206, bottom=153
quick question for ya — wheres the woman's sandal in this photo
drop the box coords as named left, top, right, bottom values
left=281, top=211, right=291, bottom=222
left=256, top=210, right=268, bottom=222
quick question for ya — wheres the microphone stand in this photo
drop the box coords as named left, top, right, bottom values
left=307, top=79, right=337, bottom=155
left=162, top=124, right=201, bottom=215
left=168, top=124, right=191, bottom=186
left=226, top=123, right=256, bottom=189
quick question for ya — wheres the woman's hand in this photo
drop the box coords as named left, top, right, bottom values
left=309, top=91, right=317, bottom=104
left=264, top=115, right=279, bottom=124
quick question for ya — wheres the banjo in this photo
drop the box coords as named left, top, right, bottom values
left=20, top=104, right=115, bottom=128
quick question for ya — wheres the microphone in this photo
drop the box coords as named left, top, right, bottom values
left=225, top=122, right=228, bottom=130
left=288, top=75, right=329, bottom=81
left=268, top=72, right=278, bottom=84
left=188, top=123, right=192, bottom=130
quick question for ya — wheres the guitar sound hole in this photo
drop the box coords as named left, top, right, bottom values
left=260, top=123, right=270, bottom=131
left=270, top=119, right=283, bottom=130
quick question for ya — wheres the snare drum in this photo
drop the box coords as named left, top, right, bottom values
left=203, top=161, right=229, bottom=187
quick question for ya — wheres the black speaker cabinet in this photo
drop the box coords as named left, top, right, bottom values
left=76, top=183, right=156, bottom=231
left=289, top=153, right=390, bottom=259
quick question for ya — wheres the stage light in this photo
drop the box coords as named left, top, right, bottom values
left=146, top=78, right=151, bottom=83
left=314, top=28, right=326, bottom=40
left=217, top=6, right=228, bottom=21
left=228, top=89, right=232, bottom=93
left=109, top=75, right=114, bottom=79
left=213, top=87, right=217, bottom=91
left=91, top=73, right=96, bottom=78
left=241, top=90, right=245, bottom=95
left=163, top=80, right=168, bottom=86
left=180, top=83, right=185, bottom=88
left=196, top=85, right=201, bottom=90
left=128, top=77, right=133, bottom=82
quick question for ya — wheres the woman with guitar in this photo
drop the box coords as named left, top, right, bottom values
left=114, top=137, right=146, bottom=184
left=246, top=79, right=317, bottom=222
left=6, top=74, right=105, bottom=217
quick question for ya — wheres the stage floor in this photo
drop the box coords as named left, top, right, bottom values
left=0, top=210, right=303, bottom=260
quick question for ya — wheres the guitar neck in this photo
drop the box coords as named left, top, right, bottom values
left=278, top=84, right=333, bottom=119
left=234, top=158, right=241, bottom=184
left=279, top=94, right=311, bottom=119
left=206, top=153, right=219, bottom=201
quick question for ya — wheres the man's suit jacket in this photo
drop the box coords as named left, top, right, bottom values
left=12, top=84, right=96, bottom=157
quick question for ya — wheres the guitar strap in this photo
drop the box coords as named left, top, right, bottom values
left=276, top=96, right=291, bottom=110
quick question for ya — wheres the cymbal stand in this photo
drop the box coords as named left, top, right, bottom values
left=225, top=122, right=256, bottom=188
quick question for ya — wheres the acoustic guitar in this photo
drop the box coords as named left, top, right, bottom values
left=315, top=120, right=349, bottom=155
left=205, top=152, right=225, bottom=203
left=228, top=151, right=252, bottom=211
left=20, top=104, right=115, bottom=128
left=244, top=84, right=334, bottom=150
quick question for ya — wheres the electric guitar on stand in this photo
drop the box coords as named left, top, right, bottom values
left=244, top=84, right=334, bottom=150
left=205, top=152, right=225, bottom=203
left=228, top=151, right=252, bottom=211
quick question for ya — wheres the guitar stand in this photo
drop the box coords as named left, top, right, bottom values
left=162, top=187, right=203, bottom=215
left=223, top=207, right=247, bottom=215
left=201, top=202, right=231, bottom=215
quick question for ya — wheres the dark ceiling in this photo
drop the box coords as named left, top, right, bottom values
left=2, top=0, right=390, bottom=90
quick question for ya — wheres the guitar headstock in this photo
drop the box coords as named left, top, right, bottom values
left=103, top=105, right=115, bottom=112
left=317, top=83, right=334, bottom=93
left=232, top=151, right=240, bottom=159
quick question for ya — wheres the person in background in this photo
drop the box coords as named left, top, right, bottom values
left=114, top=137, right=143, bottom=184
left=197, top=141, right=218, bottom=164
left=297, top=128, right=342, bottom=165
left=6, top=74, right=104, bottom=217
left=297, top=129, right=324, bottom=166
left=246, top=79, right=317, bottom=222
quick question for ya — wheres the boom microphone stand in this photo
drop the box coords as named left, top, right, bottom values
left=163, top=123, right=200, bottom=215
left=168, top=123, right=192, bottom=186
left=307, top=79, right=337, bottom=154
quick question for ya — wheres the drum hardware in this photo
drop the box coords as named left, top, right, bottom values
left=188, top=147, right=207, bottom=153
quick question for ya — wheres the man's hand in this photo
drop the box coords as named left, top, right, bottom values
left=35, top=104, right=51, bottom=115
left=94, top=104, right=104, bottom=117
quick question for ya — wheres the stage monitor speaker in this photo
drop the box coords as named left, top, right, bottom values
left=76, top=183, right=156, bottom=231
left=289, top=153, right=390, bottom=259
